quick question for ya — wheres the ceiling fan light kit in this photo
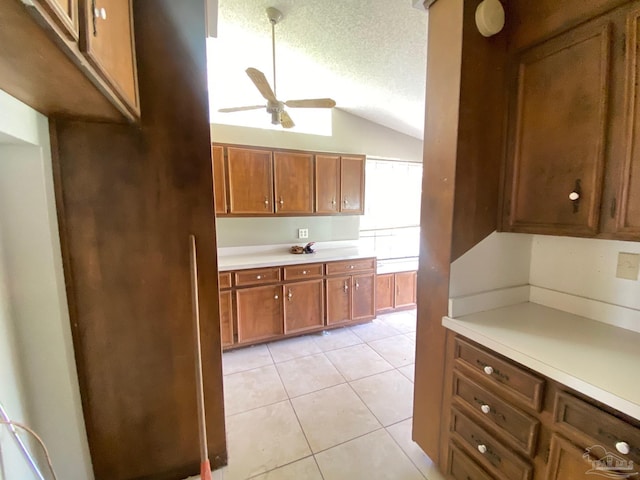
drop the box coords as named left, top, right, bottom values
left=218, top=6, right=336, bottom=129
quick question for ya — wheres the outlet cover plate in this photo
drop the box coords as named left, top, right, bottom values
left=616, top=252, right=640, bottom=280
left=298, top=228, right=309, bottom=239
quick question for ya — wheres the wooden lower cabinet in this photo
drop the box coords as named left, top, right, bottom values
left=352, top=273, right=375, bottom=320
left=441, top=333, right=640, bottom=480
left=376, top=273, right=394, bottom=312
left=236, top=285, right=283, bottom=343
left=284, top=279, right=324, bottom=334
left=394, top=271, right=417, bottom=309
left=219, top=290, right=233, bottom=347
left=376, top=271, right=417, bottom=314
left=326, top=276, right=351, bottom=325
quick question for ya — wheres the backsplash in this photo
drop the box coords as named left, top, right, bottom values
left=215, top=216, right=360, bottom=248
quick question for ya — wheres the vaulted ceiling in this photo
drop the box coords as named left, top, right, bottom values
left=207, top=0, right=428, bottom=139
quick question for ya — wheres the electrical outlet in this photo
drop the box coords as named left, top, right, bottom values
left=298, top=228, right=309, bottom=239
left=616, top=252, right=640, bottom=280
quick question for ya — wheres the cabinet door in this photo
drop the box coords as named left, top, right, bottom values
left=236, top=285, right=283, bottom=343
left=376, top=274, right=394, bottom=313
left=274, top=152, right=313, bottom=214
left=219, top=290, right=233, bottom=347
left=32, top=0, right=79, bottom=40
left=326, top=276, right=351, bottom=325
left=546, top=434, right=598, bottom=480
left=614, top=9, right=640, bottom=236
left=341, top=155, right=365, bottom=214
left=394, top=271, right=417, bottom=309
left=212, top=145, right=228, bottom=215
left=80, top=0, right=139, bottom=115
left=316, top=154, right=341, bottom=213
left=352, top=273, right=375, bottom=321
left=504, top=20, right=611, bottom=236
left=227, top=147, right=274, bottom=214
left=284, top=279, right=324, bottom=334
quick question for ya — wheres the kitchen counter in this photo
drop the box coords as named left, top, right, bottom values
left=443, top=301, right=640, bottom=421
left=218, top=242, right=376, bottom=271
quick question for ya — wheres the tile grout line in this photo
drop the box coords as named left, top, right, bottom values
left=383, top=420, right=430, bottom=480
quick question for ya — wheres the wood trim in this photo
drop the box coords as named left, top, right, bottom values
left=617, top=6, right=640, bottom=234
left=30, top=0, right=79, bottom=41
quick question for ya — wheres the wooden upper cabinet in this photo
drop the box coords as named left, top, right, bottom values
left=316, top=154, right=341, bottom=213
left=274, top=152, right=313, bottom=214
left=32, top=0, right=79, bottom=39
left=613, top=7, right=640, bottom=236
left=212, top=145, right=227, bottom=215
left=80, top=0, right=139, bottom=116
left=341, top=155, right=366, bottom=214
left=227, top=147, right=274, bottom=214
left=504, top=19, right=612, bottom=236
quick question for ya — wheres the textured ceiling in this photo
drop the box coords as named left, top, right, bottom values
left=208, top=0, right=428, bottom=139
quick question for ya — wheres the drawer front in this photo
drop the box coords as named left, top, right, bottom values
left=326, top=258, right=375, bottom=275
left=454, top=337, right=544, bottom=411
left=283, top=263, right=324, bottom=281
left=219, top=272, right=232, bottom=290
left=554, top=391, right=640, bottom=465
left=447, top=441, right=495, bottom=480
left=234, top=267, right=281, bottom=287
left=453, top=370, right=539, bottom=456
left=451, top=406, right=533, bottom=480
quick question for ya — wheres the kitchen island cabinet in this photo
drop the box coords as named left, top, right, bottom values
left=219, top=255, right=376, bottom=349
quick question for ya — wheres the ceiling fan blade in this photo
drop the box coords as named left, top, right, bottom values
left=280, top=110, right=295, bottom=129
left=285, top=98, right=336, bottom=108
left=218, top=105, right=265, bottom=113
left=246, top=68, right=277, bottom=103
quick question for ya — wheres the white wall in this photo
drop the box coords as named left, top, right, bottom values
left=449, top=232, right=533, bottom=297
left=216, top=215, right=360, bottom=247
left=211, top=108, right=424, bottom=162
left=0, top=90, right=93, bottom=480
left=530, top=235, right=640, bottom=310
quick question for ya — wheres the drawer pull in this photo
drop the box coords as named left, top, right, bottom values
left=481, top=404, right=491, bottom=414
left=616, top=441, right=631, bottom=455
left=484, top=366, right=494, bottom=375
left=477, top=444, right=488, bottom=454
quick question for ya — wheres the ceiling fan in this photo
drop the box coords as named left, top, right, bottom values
left=218, top=7, right=336, bottom=129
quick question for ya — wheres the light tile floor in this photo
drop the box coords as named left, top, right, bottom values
left=189, top=309, right=446, bottom=480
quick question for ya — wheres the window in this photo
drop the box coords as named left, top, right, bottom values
left=360, top=158, right=422, bottom=260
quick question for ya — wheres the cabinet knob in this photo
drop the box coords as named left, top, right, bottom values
left=264, top=197, right=269, bottom=207
left=93, top=6, right=107, bottom=19
left=274, top=294, right=279, bottom=300
left=343, top=198, right=349, bottom=206
left=287, top=289, right=293, bottom=301
left=331, top=199, right=337, bottom=206
left=343, top=282, right=349, bottom=293
left=256, top=275, right=262, bottom=279
left=349, top=265, right=354, bottom=269
left=483, top=365, right=494, bottom=375
left=302, top=270, right=307, bottom=274
left=279, top=197, right=284, bottom=206
left=355, top=281, right=360, bottom=289
left=569, top=191, right=580, bottom=201
left=480, top=404, right=491, bottom=414
left=477, top=444, right=487, bottom=454
left=616, top=441, right=631, bottom=455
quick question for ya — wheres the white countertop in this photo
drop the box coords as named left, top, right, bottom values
left=443, top=302, right=640, bottom=421
left=218, top=245, right=376, bottom=271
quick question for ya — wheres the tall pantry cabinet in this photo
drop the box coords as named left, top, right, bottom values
left=51, top=2, right=226, bottom=479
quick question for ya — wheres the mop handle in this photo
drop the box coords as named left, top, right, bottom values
left=189, top=235, right=209, bottom=464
